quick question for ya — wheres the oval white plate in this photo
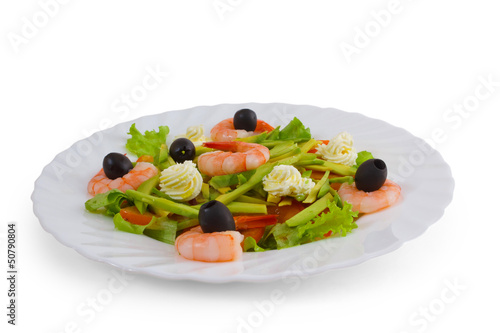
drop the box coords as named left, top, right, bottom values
left=32, top=103, right=454, bottom=283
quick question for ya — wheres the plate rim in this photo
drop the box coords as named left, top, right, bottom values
left=32, top=102, right=455, bottom=283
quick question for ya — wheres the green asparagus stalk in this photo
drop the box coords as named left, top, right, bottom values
left=125, top=190, right=199, bottom=218
left=303, top=161, right=356, bottom=176
left=285, top=193, right=334, bottom=227
left=329, top=176, right=354, bottom=184
left=215, top=163, right=275, bottom=205
left=226, top=202, right=268, bottom=214
left=303, top=171, right=330, bottom=203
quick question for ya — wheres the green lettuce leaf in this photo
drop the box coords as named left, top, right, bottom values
left=271, top=222, right=304, bottom=249
left=256, top=225, right=278, bottom=250
left=143, top=218, right=178, bottom=245
left=297, top=200, right=358, bottom=243
left=270, top=198, right=358, bottom=249
left=85, top=189, right=128, bottom=216
left=113, top=213, right=155, bottom=234
left=355, top=151, right=374, bottom=168
left=242, top=237, right=267, bottom=252
left=265, top=126, right=281, bottom=140
left=209, top=170, right=256, bottom=189
left=113, top=213, right=177, bottom=245
left=278, top=117, right=311, bottom=142
left=126, top=123, right=169, bottom=157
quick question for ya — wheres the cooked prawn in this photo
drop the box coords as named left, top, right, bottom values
left=210, top=118, right=274, bottom=141
left=175, top=226, right=244, bottom=262
left=338, top=179, right=401, bottom=214
left=197, top=141, right=270, bottom=176
left=87, top=162, right=159, bottom=196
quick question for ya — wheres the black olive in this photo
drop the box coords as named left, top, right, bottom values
left=199, top=200, right=235, bottom=233
left=103, top=153, right=133, bottom=180
left=169, top=138, right=196, bottom=163
left=355, top=159, right=388, bottom=192
left=233, top=108, right=257, bottom=131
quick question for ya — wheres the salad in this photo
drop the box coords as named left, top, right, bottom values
left=85, top=108, right=401, bottom=262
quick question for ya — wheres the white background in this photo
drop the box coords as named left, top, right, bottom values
left=1, top=0, right=499, bottom=332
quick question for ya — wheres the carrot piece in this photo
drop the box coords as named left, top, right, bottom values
left=234, top=215, right=278, bottom=230
left=119, top=206, right=155, bottom=225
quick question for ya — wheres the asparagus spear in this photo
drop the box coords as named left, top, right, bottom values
left=285, top=193, right=334, bottom=227
left=125, top=190, right=199, bottom=218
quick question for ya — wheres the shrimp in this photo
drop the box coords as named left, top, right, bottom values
left=337, top=179, right=401, bottom=214
left=175, top=226, right=244, bottom=262
left=210, top=118, right=275, bottom=141
left=197, top=141, right=270, bottom=176
left=87, top=162, right=159, bottom=196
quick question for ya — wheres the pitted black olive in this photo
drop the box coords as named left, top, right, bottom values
left=233, top=109, right=257, bottom=132
left=199, top=200, right=235, bottom=233
left=355, top=159, right=387, bottom=192
left=169, top=138, right=196, bottom=163
left=103, top=153, right=133, bottom=180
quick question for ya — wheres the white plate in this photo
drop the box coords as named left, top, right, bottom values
left=32, top=103, right=454, bottom=283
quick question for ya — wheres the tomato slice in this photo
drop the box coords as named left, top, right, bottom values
left=240, top=227, right=266, bottom=244
left=234, top=215, right=278, bottom=230
left=267, top=200, right=305, bottom=224
left=119, top=206, right=155, bottom=225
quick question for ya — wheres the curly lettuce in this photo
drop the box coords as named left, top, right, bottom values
left=113, top=213, right=177, bottom=245
left=277, top=117, right=311, bottom=142
left=266, top=199, right=358, bottom=249
left=113, top=213, right=155, bottom=235
left=355, top=151, right=374, bottom=168
left=126, top=123, right=169, bottom=157
left=85, top=189, right=128, bottom=216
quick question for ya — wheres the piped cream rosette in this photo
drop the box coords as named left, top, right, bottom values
left=175, top=125, right=209, bottom=146
left=159, top=161, right=202, bottom=202
left=315, top=131, right=357, bottom=166
left=263, top=165, right=314, bottom=197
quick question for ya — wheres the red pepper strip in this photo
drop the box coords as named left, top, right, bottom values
left=234, top=215, right=279, bottom=230
left=308, top=140, right=329, bottom=153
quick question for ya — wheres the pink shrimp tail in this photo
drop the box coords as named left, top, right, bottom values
left=87, top=162, right=158, bottom=196
left=210, top=118, right=275, bottom=141
left=203, top=141, right=242, bottom=152
left=175, top=226, right=244, bottom=262
left=338, top=179, right=401, bottom=214
left=198, top=141, right=270, bottom=176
